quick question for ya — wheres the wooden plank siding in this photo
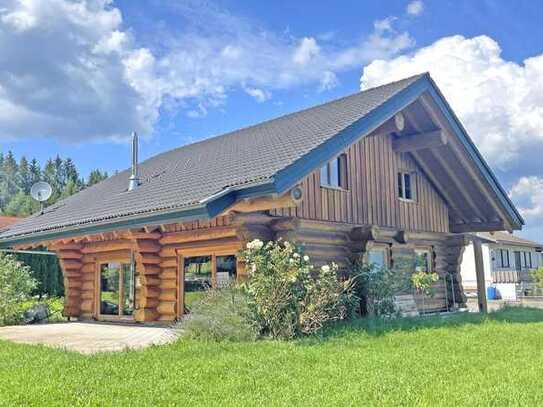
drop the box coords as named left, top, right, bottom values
left=271, top=132, right=449, bottom=233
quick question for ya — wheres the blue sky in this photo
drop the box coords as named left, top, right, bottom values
left=1, top=0, right=543, bottom=240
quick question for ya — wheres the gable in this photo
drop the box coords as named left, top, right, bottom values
left=272, top=131, right=449, bottom=233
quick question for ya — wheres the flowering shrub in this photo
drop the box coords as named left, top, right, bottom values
left=411, top=271, right=439, bottom=297
left=241, top=239, right=355, bottom=339
left=0, top=253, right=37, bottom=326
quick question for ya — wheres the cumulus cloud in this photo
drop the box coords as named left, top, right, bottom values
left=0, top=0, right=415, bottom=140
left=406, top=1, right=424, bottom=16
left=293, top=37, right=320, bottom=65
left=361, top=35, right=543, bottom=170
left=509, top=177, right=543, bottom=237
left=0, top=0, right=158, bottom=142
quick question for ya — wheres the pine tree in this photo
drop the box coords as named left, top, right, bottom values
left=60, top=178, right=79, bottom=199
left=54, top=155, right=65, bottom=189
left=18, top=156, right=32, bottom=193
left=63, top=158, right=79, bottom=186
left=0, top=151, right=20, bottom=208
left=29, top=158, right=41, bottom=186
left=87, top=169, right=108, bottom=186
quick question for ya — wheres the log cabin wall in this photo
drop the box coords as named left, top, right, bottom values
left=271, top=131, right=449, bottom=233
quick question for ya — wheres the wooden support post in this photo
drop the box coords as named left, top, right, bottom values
left=473, top=237, right=488, bottom=313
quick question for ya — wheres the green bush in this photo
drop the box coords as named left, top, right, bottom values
left=350, top=256, right=412, bottom=317
left=241, top=239, right=355, bottom=339
left=0, top=253, right=37, bottom=326
left=180, top=287, right=258, bottom=342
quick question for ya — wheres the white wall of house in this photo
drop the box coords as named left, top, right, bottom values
left=461, top=241, right=542, bottom=300
left=460, top=242, right=493, bottom=292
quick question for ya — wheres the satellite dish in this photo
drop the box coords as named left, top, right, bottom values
left=30, top=181, right=53, bottom=202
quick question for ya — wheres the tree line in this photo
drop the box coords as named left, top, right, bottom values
left=0, top=151, right=108, bottom=217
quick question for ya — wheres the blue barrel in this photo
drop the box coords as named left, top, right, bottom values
left=487, top=286, right=496, bottom=300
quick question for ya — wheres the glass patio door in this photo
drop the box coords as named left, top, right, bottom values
left=100, top=261, right=135, bottom=318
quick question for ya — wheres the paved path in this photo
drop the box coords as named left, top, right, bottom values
left=0, top=322, right=178, bottom=354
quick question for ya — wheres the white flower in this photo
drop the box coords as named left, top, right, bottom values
left=246, top=239, right=264, bottom=250
left=303, top=255, right=309, bottom=261
left=293, top=253, right=300, bottom=258
left=321, top=265, right=330, bottom=273
left=289, top=258, right=294, bottom=263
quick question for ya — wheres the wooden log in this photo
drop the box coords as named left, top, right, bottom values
left=81, top=263, right=95, bottom=273
left=157, top=301, right=176, bottom=315
left=81, top=281, right=94, bottom=291
left=159, top=279, right=177, bottom=290
left=136, top=240, right=161, bottom=253
left=81, top=272, right=95, bottom=282
left=160, top=258, right=178, bottom=268
left=80, top=300, right=93, bottom=313
left=392, top=130, right=447, bottom=153
left=139, top=264, right=161, bottom=275
left=141, top=286, right=160, bottom=298
left=141, top=255, right=162, bottom=265
left=139, top=297, right=160, bottom=308
left=161, top=270, right=177, bottom=280
left=158, top=314, right=176, bottom=322
left=81, top=291, right=94, bottom=300
left=61, top=259, right=82, bottom=270
left=134, top=308, right=159, bottom=322
left=159, top=226, right=237, bottom=245
left=159, top=289, right=177, bottom=302
left=140, top=276, right=160, bottom=286
left=80, top=240, right=133, bottom=254
left=57, top=250, right=83, bottom=260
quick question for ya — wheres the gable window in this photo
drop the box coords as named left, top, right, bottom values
left=398, top=171, right=415, bottom=201
left=320, top=154, right=348, bottom=189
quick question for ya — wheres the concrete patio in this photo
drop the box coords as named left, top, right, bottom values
left=0, top=322, right=178, bottom=354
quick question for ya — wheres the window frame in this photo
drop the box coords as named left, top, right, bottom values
left=177, top=249, right=241, bottom=317
left=499, top=249, right=510, bottom=268
left=365, top=244, right=390, bottom=269
left=320, top=154, right=348, bottom=190
left=398, top=170, right=416, bottom=202
left=96, top=254, right=136, bottom=321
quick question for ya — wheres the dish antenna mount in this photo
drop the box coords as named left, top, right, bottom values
left=30, top=181, right=53, bottom=214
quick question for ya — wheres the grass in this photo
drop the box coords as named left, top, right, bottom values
left=2, top=307, right=543, bottom=406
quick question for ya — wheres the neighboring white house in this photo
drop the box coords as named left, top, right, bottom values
left=460, top=232, right=543, bottom=300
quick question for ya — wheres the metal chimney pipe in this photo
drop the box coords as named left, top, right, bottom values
left=128, top=131, right=140, bottom=191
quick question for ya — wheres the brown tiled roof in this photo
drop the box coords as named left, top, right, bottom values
left=479, top=231, right=543, bottom=249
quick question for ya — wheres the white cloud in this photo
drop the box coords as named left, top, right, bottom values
left=0, top=0, right=415, bottom=143
left=509, top=177, right=543, bottom=239
left=406, top=1, right=424, bottom=16
left=293, top=37, right=320, bottom=65
left=244, top=86, right=271, bottom=103
left=319, top=71, right=339, bottom=92
left=361, top=35, right=543, bottom=170
left=0, top=0, right=155, bottom=142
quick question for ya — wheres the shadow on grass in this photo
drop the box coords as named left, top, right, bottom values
left=301, top=306, right=543, bottom=344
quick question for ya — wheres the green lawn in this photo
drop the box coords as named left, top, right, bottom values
left=2, top=307, right=543, bottom=406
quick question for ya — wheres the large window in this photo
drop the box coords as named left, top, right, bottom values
left=181, top=254, right=238, bottom=313
left=320, top=154, right=348, bottom=189
left=100, top=261, right=135, bottom=317
left=398, top=171, right=415, bottom=201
